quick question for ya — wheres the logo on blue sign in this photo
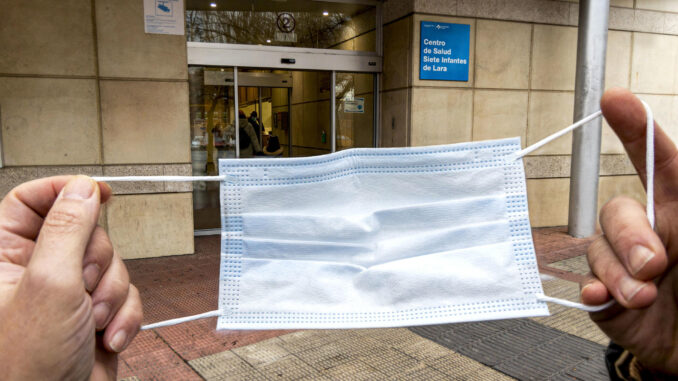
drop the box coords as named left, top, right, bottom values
left=420, top=22, right=470, bottom=81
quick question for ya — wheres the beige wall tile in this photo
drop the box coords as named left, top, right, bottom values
left=95, top=0, right=187, bottom=79
left=631, top=33, right=678, bottom=94
left=101, top=80, right=190, bottom=164
left=107, top=193, right=194, bottom=259
left=609, top=7, right=635, bottom=30
left=412, top=15, right=475, bottom=88
left=636, top=0, right=678, bottom=13
left=103, top=165, right=164, bottom=194
left=524, top=155, right=570, bottom=179
left=605, top=31, right=631, bottom=89
left=473, top=90, right=527, bottom=144
left=414, top=0, right=457, bottom=14
left=0, top=77, right=100, bottom=165
left=527, top=178, right=570, bottom=227
left=0, top=167, right=37, bottom=198
left=598, top=175, right=645, bottom=216
left=633, top=10, right=665, bottom=33
left=383, top=17, right=411, bottom=91
left=410, top=87, right=472, bottom=146
left=0, top=0, right=96, bottom=76
left=600, top=154, right=636, bottom=176
left=383, top=0, right=414, bottom=24
left=475, top=21, right=531, bottom=89
left=527, top=91, right=574, bottom=155
left=612, top=0, right=634, bottom=7
left=380, top=89, right=410, bottom=147
left=664, top=13, right=678, bottom=35
left=531, top=25, right=578, bottom=91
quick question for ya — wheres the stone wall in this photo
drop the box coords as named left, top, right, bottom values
left=0, top=0, right=194, bottom=258
left=380, top=0, right=673, bottom=227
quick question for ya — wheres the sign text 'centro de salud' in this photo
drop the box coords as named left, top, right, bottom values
left=419, top=21, right=470, bottom=81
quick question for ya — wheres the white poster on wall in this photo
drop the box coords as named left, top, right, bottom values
left=143, top=0, right=185, bottom=35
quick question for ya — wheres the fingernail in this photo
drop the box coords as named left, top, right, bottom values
left=63, top=176, right=95, bottom=200
left=109, top=330, right=128, bottom=353
left=619, top=277, right=646, bottom=302
left=93, top=303, right=110, bottom=329
left=82, top=264, right=100, bottom=292
left=629, top=245, right=655, bottom=275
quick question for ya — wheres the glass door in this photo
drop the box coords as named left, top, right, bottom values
left=190, top=67, right=236, bottom=230
left=334, top=72, right=375, bottom=150
left=189, top=67, right=375, bottom=232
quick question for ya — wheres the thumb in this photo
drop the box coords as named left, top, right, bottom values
left=27, top=176, right=101, bottom=285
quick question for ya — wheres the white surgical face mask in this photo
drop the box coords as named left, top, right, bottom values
left=97, top=103, right=654, bottom=331
left=217, top=137, right=549, bottom=329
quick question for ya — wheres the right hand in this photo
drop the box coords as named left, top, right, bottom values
left=582, top=88, right=678, bottom=374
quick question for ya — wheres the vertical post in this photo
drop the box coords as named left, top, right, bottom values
left=568, top=0, right=609, bottom=237
left=234, top=67, right=240, bottom=158
left=258, top=87, right=263, bottom=145
left=374, top=1, right=383, bottom=148
left=287, top=88, right=292, bottom=156
left=331, top=70, right=337, bottom=153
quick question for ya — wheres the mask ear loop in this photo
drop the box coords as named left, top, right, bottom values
left=516, top=101, right=655, bottom=313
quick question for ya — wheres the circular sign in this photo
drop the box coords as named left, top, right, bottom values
left=276, top=12, right=296, bottom=33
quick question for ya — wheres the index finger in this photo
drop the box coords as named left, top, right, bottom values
left=0, top=176, right=112, bottom=240
left=600, top=88, right=678, bottom=202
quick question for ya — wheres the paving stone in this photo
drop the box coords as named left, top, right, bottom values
left=389, top=362, right=450, bottom=380
left=256, top=354, right=325, bottom=380
left=232, top=337, right=291, bottom=367
left=294, top=341, right=356, bottom=371
left=357, top=347, right=420, bottom=377
left=549, top=255, right=591, bottom=275
left=426, top=352, right=515, bottom=380
left=189, top=350, right=264, bottom=380
left=323, top=360, right=385, bottom=380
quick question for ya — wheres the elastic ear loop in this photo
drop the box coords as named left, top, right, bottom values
left=517, top=101, right=655, bottom=313
left=94, top=104, right=655, bottom=326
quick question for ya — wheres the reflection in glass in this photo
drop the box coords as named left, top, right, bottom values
left=335, top=72, right=375, bottom=150
left=190, top=67, right=236, bottom=230
left=185, top=0, right=375, bottom=51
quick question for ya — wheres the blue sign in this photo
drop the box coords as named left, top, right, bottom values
left=420, top=21, right=470, bottom=81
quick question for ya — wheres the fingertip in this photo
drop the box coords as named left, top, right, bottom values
left=581, top=279, right=610, bottom=305
left=97, top=182, right=113, bottom=203
left=624, top=281, right=657, bottom=309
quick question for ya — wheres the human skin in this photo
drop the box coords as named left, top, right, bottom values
left=0, top=176, right=143, bottom=380
left=582, top=88, right=678, bottom=374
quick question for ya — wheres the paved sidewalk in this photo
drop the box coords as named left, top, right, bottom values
left=117, top=227, right=605, bottom=380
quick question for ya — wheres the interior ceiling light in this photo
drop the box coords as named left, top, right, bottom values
left=322, top=11, right=329, bottom=16
left=210, top=2, right=217, bottom=8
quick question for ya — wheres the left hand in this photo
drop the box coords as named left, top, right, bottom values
left=0, top=176, right=143, bottom=380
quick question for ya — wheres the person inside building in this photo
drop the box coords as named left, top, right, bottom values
left=248, top=111, right=262, bottom=145
left=238, top=110, right=262, bottom=158
left=0, top=89, right=675, bottom=379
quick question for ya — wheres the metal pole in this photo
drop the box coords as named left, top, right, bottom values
left=258, top=87, right=263, bottom=145
left=234, top=66, right=240, bottom=158
left=568, top=0, right=609, bottom=237
left=374, top=1, right=383, bottom=148
left=331, top=70, right=337, bottom=153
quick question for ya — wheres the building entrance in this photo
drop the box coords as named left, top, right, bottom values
left=189, top=67, right=376, bottom=231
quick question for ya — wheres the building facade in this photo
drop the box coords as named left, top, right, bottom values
left=1, top=0, right=675, bottom=258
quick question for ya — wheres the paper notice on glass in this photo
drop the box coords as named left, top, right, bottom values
left=344, top=97, right=365, bottom=113
left=144, top=0, right=185, bottom=35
